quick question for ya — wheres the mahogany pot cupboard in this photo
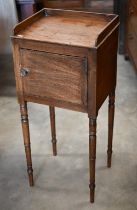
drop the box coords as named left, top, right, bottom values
left=11, top=8, right=119, bottom=203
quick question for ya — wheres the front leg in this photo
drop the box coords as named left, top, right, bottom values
left=20, top=102, right=34, bottom=186
left=89, top=117, right=97, bottom=203
left=107, top=90, right=115, bottom=168
left=49, top=106, right=57, bottom=156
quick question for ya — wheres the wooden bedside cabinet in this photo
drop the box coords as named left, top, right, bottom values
left=11, top=8, right=119, bottom=203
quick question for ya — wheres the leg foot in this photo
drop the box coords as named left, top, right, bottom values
left=89, top=118, right=97, bottom=203
left=49, top=106, right=57, bottom=156
left=124, top=54, right=129, bottom=61
left=20, top=103, right=34, bottom=186
left=107, top=90, right=115, bottom=168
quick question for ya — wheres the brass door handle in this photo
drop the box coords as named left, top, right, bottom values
left=20, top=68, right=30, bottom=77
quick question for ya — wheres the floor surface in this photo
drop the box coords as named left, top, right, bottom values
left=0, top=54, right=137, bottom=210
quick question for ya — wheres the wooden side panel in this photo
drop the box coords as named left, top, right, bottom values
left=96, top=27, right=119, bottom=111
left=95, top=15, right=119, bottom=46
left=20, top=49, right=87, bottom=111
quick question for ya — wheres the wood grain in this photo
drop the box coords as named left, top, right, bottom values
left=13, top=8, right=116, bottom=48
left=20, top=49, right=87, bottom=111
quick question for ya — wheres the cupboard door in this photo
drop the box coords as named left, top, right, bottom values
left=20, top=49, right=87, bottom=110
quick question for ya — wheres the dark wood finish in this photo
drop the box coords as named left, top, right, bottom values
left=107, top=90, right=115, bottom=168
left=49, top=106, right=57, bottom=156
left=125, top=0, right=137, bottom=73
left=96, top=23, right=118, bottom=111
left=11, top=8, right=119, bottom=203
left=89, top=118, right=96, bottom=203
left=20, top=102, right=34, bottom=186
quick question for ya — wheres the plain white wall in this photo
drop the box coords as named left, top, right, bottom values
left=0, top=0, right=18, bottom=54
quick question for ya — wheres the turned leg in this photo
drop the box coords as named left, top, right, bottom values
left=20, top=102, right=34, bottom=186
left=49, top=106, right=57, bottom=156
left=89, top=118, right=97, bottom=203
left=107, top=90, right=115, bottom=168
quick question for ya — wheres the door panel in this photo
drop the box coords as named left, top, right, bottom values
left=20, top=49, right=87, bottom=108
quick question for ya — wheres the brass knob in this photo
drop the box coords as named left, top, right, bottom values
left=20, top=68, right=30, bottom=77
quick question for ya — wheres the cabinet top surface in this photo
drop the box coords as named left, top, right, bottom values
left=13, top=8, right=118, bottom=48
